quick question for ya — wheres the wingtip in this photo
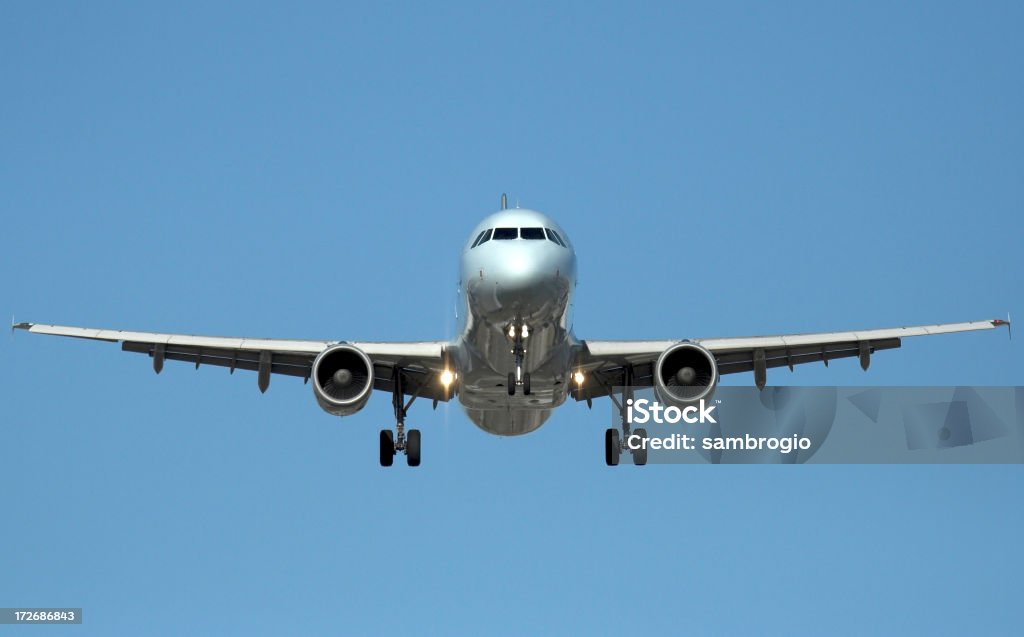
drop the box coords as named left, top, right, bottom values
left=992, top=314, right=1011, bottom=340
left=12, top=320, right=33, bottom=333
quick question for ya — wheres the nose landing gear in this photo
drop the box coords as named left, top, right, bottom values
left=507, top=322, right=531, bottom=396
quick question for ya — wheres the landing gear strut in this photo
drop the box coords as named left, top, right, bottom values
left=507, top=322, right=531, bottom=396
left=600, top=365, right=647, bottom=466
left=379, top=367, right=422, bottom=467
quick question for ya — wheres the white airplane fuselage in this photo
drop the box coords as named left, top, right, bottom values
left=454, top=208, right=579, bottom=436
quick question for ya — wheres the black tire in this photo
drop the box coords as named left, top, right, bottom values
left=507, top=372, right=516, bottom=396
left=605, top=428, right=620, bottom=466
left=632, top=428, right=648, bottom=466
left=523, top=373, right=531, bottom=396
left=406, top=429, right=421, bottom=467
left=379, top=430, right=394, bottom=467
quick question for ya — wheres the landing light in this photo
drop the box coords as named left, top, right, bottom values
left=508, top=325, right=516, bottom=338
left=440, top=369, right=455, bottom=387
left=574, top=371, right=585, bottom=385
left=522, top=325, right=529, bottom=338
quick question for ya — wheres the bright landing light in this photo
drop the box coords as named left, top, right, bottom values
left=440, top=369, right=455, bottom=387
left=574, top=371, right=585, bottom=385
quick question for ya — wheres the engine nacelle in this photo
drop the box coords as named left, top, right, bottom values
left=311, top=344, right=375, bottom=416
left=654, top=342, right=719, bottom=406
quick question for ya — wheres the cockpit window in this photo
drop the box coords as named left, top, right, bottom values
left=545, top=228, right=566, bottom=247
left=478, top=227, right=565, bottom=244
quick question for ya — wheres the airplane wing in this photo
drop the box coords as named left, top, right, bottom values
left=572, top=319, right=1010, bottom=401
left=12, top=322, right=452, bottom=402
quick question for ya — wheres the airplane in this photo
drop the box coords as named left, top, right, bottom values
left=13, top=195, right=1010, bottom=467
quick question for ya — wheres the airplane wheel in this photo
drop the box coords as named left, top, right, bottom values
left=632, top=428, right=648, bottom=466
left=406, top=429, right=421, bottom=467
left=523, top=373, right=531, bottom=396
left=379, top=430, right=394, bottom=467
left=507, top=372, right=516, bottom=396
left=605, top=428, right=620, bottom=466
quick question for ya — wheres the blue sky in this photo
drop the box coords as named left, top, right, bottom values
left=1, top=2, right=1021, bottom=634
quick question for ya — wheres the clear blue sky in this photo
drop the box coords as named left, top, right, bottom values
left=2, top=2, right=1021, bottom=634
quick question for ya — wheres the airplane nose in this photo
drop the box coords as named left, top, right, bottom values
left=465, top=239, right=574, bottom=319
left=493, top=247, right=540, bottom=293
left=488, top=244, right=573, bottom=314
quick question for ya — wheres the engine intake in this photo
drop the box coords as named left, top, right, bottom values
left=312, top=344, right=375, bottom=416
left=654, top=342, right=719, bottom=405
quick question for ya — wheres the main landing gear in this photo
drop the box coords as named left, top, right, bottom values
left=380, top=367, right=422, bottom=467
left=601, top=366, right=647, bottom=466
left=507, top=322, right=531, bottom=397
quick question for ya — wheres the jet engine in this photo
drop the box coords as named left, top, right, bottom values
left=311, top=344, right=375, bottom=416
left=654, top=342, right=719, bottom=406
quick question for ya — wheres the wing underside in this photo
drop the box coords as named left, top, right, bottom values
left=572, top=319, right=1008, bottom=402
left=14, top=322, right=452, bottom=402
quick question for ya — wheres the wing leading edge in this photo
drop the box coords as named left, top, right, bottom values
left=13, top=322, right=452, bottom=402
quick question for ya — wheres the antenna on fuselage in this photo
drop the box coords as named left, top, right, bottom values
left=501, top=193, right=508, bottom=210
